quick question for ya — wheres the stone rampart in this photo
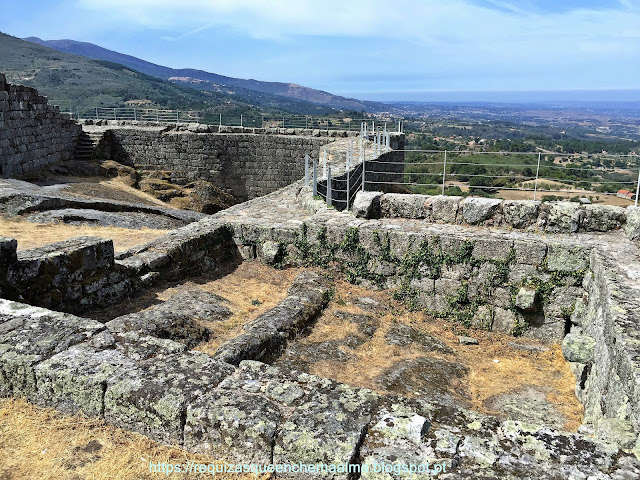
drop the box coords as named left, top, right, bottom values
left=99, top=126, right=341, bottom=201
left=0, top=73, right=81, bottom=176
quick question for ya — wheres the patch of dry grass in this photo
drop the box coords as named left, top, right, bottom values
left=194, top=263, right=305, bottom=354
left=295, top=278, right=583, bottom=431
left=0, top=217, right=168, bottom=253
left=0, top=398, right=268, bottom=480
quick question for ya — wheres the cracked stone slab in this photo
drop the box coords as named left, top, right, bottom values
left=35, top=343, right=138, bottom=417
left=184, top=388, right=282, bottom=464
left=0, top=299, right=104, bottom=398
left=105, top=351, right=235, bottom=444
left=274, top=383, right=379, bottom=480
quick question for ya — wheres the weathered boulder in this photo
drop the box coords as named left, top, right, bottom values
left=461, top=197, right=502, bottom=224
left=384, top=323, right=452, bottom=354
left=334, top=310, right=379, bottom=337
left=540, top=202, right=584, bottom=233
left=562, top=333, right=596, bottom=364
left=427, top=196, right=460, bottom=223
left=352, top=191, right=382, bottom=218
left=105, top=351, right=235, bottom=444
left=375, top=357, right=468, bottom=404
left=583, top=204, right=626, bottom=232
left=485, top=385, right=568, bottom=429
left=379, top=193, right=430, bottom=219
left=502, top=200, right=539, bottom=229
left=107, top=289, right=231, bottom=348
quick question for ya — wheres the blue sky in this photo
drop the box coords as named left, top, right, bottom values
left=1, top=0, right=639, bottom=102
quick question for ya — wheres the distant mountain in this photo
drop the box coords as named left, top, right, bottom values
left=0, top=32, right=337, bottom=115
left=24, top=37, right=381, bottom=112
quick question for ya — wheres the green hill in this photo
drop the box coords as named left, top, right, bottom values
left=0, top=32, right=335, bottom=116
left=24, top=36, right=382, bottom=112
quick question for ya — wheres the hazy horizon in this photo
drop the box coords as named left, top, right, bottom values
left=352, top=89, right=640, bottom=105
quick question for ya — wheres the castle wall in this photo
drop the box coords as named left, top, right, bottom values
left=0, top=73, right=81, bottom=176
left=100, top=127, right=338, bottom=201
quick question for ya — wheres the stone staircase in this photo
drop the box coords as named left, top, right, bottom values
left=73, top=129, right=105, bottom=160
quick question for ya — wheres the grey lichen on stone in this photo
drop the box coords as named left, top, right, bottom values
left=515, top=287, right=537, bottom=312
left=625, top=206, right=640, bottom=241
left=546, top=243, right=588, bottom=272
left=561, top=333, right=596, bottom=364
left=461, top=197, right=502, bottom=225
left=583, top=204, right=626, bottom=232
left=540, top=202, right=584, bottom=233
left=502, top=200, right=539, bottom=229
left=274, top=384, right=379, bottom=479
left=184, top=388, right=282, bottom=464
left=105, top=351, right=235, bottom=444
left=35, top=343, right=137, bottom=417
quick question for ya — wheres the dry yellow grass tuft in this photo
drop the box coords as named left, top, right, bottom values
left=0, top=216, right=168, bottom=253
left=0, top=398, right=268, bottom=480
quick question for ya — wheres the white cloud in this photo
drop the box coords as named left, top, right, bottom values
left=70, top=0, right=640, bottom=90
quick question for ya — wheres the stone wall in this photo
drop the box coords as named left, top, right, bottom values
left=0, top=73, right=81, bottom=176
left=0, top=236, right=135, bottom=314
left=99, top=127, right=340, bottom=201
left=316, top=135, right=405, bottom=211
left=354, top=192, right=640, bottom=238
left=565, top=245, right=640, bottom=454
left=0, top=222, right=237, bottom=314
left=226, top=214, right=591, bottom=343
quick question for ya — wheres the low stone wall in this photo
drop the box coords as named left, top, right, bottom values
left=0, top=73, right=81, bottom=176
left=99, top=127, right=339, bottom=201
left=0, top=236, right=135, bottom=314
left=353, top=192, right=640, bottom=238
left=564, top=245, right=640, bottom=454
left=214, top=272, right=332, bottom=365
left=0, top=221, right=237, bottom=314
left=228, top=216, right=591, bottom=343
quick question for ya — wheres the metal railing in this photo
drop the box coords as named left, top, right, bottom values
left=364, top=150, right=640, bottom=206
left=310, top=123, right=393, bottom=210
left=47, top=101, right=403, bottom=131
